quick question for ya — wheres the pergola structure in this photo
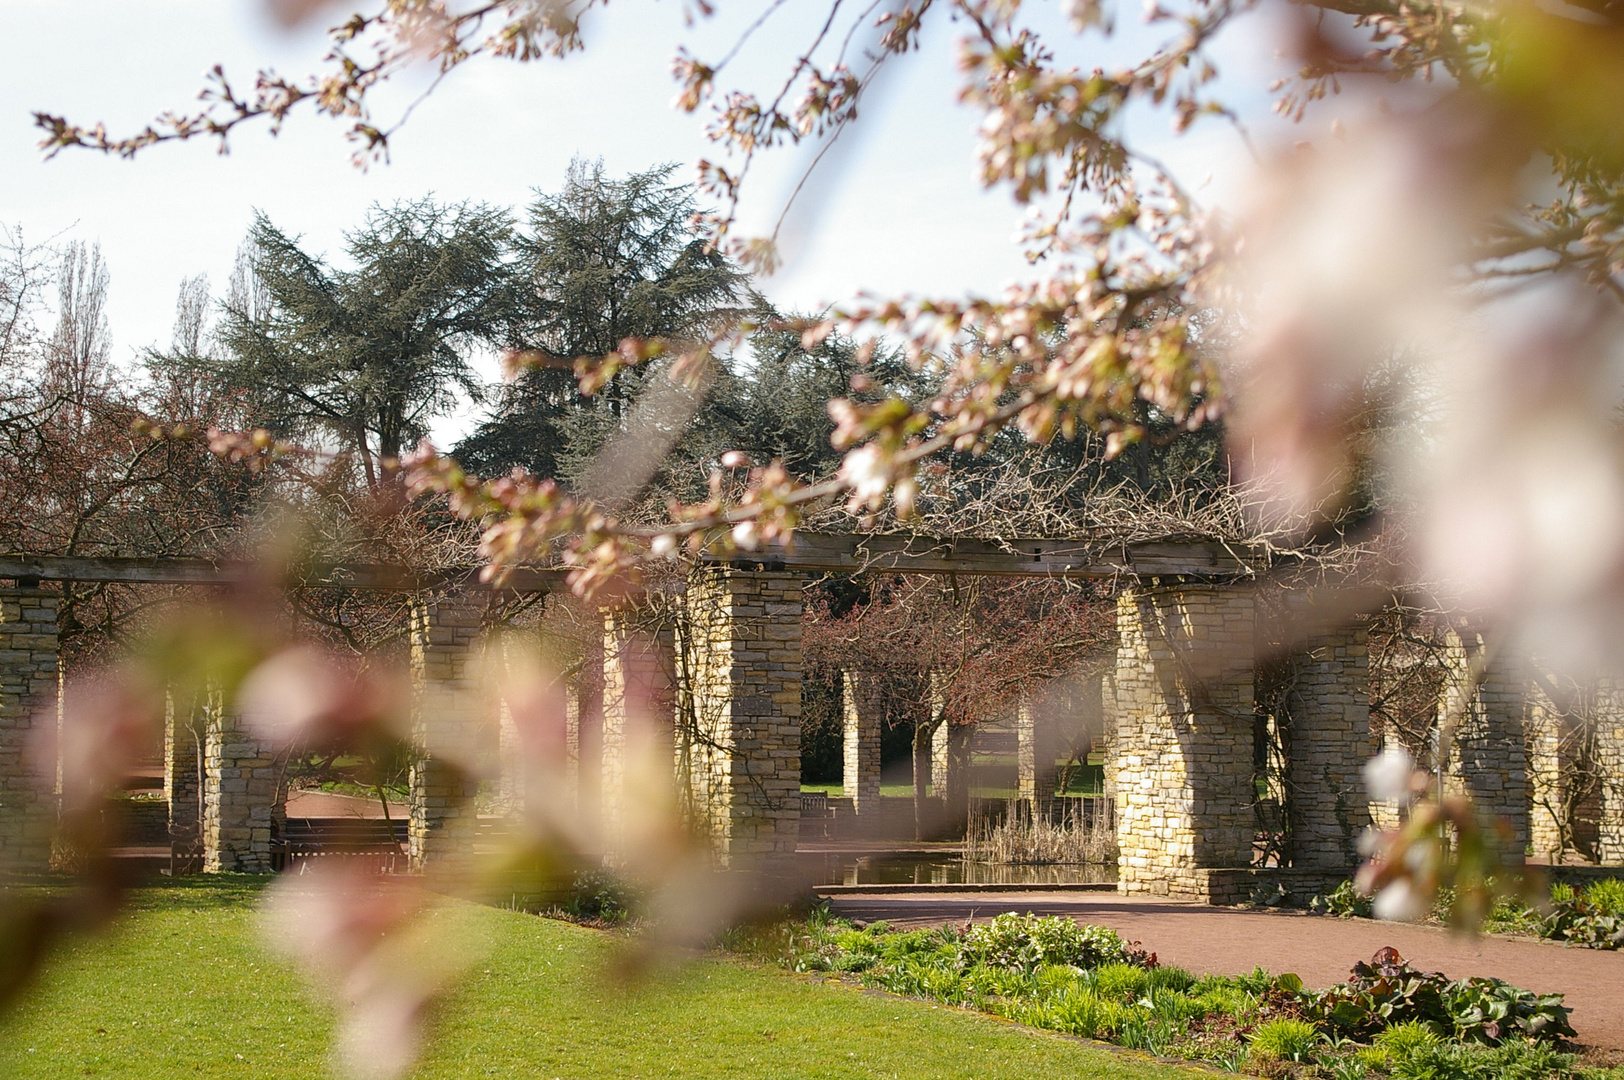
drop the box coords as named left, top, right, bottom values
left=2, top=535, right=1597, bottom=901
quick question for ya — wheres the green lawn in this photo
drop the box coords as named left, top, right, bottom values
left=0, top=878, right=1207, bottom=1080
left=800, top=782, right=919, bottom=797
left=801, top=757, right=1105, bottom=799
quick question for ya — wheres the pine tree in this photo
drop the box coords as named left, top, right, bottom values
left=454, top=161, right=747, bottom=483
left=214, top=199, right=512, bottom=488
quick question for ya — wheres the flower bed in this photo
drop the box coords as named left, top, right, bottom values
left=1311, top=878, right=1624, bottom=951
left=730, top=912, right=1620, bottom=1080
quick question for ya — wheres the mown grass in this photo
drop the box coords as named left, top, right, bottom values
left=0, top=878, right=1209, bottom=1080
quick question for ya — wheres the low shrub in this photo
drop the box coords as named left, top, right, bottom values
left=1089, top=961, right=1150, bottom=1000
left=1385, top=1038, right=1581, bottom=1080
left=1376, top=1021, right=1445, bottom=1056
left=1313, top=947, right=1451, bottom=1037
left=1312, top=948, right=1575, bottom=1045
left=1541, top=883, right=1624, bottom=951
left=734, top=915, right=1601, bottom=1078
left=1586, top=878, right=1624, bottom=917
left=1444, top=977, right=1577, bottom=1043
left=562, top=869, right=635, bottom=922
left=1314, top=877, right=1624, bottom=951
left=1313, top=879, right=1375, bottom=919
left=1147, top=964, right=1196, bottom=993
left=1250, top=1017, right=1321, bottom=1062
left=959, top=913, right=1153, bottom=972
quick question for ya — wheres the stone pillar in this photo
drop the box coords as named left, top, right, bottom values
left=164, top=686, right=205, bottom=863
left=1099, top=670, right=1119, bottom=810
left=1368, top=727, right=1410, bottom=833
left=1281, top=611, right=1371, bottom=871
left=496, top=693, right=525, bottom=818
left=931, top=720, right=971, bottom=832
left=601, top=608, right=676, bottom=855
left=1596, top=676, right=1624, bottom=865
left=575, top=634, right=605, bottom=825
left=408, top=591, right=485, bottom=875
left=0, top=584, right=58, bottom=872
left=842, top=670, right=882, bottom=818
left=1017, top=698, right=1058, bottom=820
left=912, top=723, right=934, bottom=796
left=1524, top=664, right=1599, bottom=862
left=682, top=566, right=802, bottom=868
left=1441, top=628, right=1530, bottom=864
left=1113, top=586, right=1255, bottom=899
left=202, top=697, right=283, bottom=873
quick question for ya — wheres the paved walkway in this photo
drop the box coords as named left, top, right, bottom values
left=284, top=790, right=405, bottom=818
left=823, top=891, right=1624, bottom=1050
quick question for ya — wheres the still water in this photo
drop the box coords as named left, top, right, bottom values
left=806, top=853, right=1118, bottom=886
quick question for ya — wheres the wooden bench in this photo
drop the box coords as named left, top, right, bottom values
left=271, top=817, right=407, bottom=873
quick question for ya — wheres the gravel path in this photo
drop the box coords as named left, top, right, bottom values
left=822, top=890, right=1624, bottom=1050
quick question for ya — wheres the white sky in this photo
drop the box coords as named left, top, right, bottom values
left=1, top=0, right=1295, bottom=442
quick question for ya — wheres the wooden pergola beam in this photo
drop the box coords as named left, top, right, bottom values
left=0, top=554, right=565, bottom=592
left=1, top=534, right=1260, bottom=590
left=721, top=533, right=1259, bottom=579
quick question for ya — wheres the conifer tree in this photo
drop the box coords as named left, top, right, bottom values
left=454, top=161, right=746, bottom=483
left=215, top=199, right=511, bottom=488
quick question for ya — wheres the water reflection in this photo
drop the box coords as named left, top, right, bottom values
left=807, top=853, right=1118, bottom=886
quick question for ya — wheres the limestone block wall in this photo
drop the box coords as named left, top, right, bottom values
left=1017, top=699, right=1059, bottom=819
left=408, top=592, right=485, bottom=874
left=496, top=691, right=525, bottom=818
left=1099, top=670, right=1119, bottom=810
left=202, top=699, right=283, bottom=873
left=931, top=719, right=971, bottom=829
left=1281, top=612, right=1371, bottom=870
left=1368, top=728, right=1409, bottom=833
left=164, top=686, right=206, bottom=852
left=601, top=610, right=676, bottom=855
left=841, top=670, right=882, bottom=818
left=1523, top=664, right=1607, bottom=862
left=1440, top=629, right=1530, bottom=863
left=0, top=585, right=58, bottom=872
left=575, top=635, right=604, bottom=825
left=1114, top=586, right=1255, bottom=898
left=1597, top=687, right=1624, bottom=865
left=1526, top=693, right=1567, bottom=859
left=681, top=567, right=802, bottom=868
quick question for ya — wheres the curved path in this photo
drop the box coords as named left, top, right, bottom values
left=822, top=890, right=1624, bottom=1051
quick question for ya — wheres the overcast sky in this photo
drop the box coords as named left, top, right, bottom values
left=1, top=0, right=1293, bottom=441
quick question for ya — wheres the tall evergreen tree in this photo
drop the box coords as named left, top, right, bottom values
left=215, top=199, right=511, bottom=488
left=454, top=160, right=747, bottom=482
left=723, top=311, right=923, bottom=483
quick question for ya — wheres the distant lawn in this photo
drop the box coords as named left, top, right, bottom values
left=800, top=782, right=1104, bottom=798
left=800, top=782, right=918, bottom=797
left=0, top=878, right=1207, bottom=1080
left=802, top=759, right=1104, bottom=800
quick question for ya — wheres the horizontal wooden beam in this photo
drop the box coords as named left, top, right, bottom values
left=0, top=555, right=565, bottom=592
left=714, top=533, right=1261, bottom=580
left=2, top=534, right=1260, bottom=590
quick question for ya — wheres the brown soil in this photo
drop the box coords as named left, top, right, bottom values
left=822, top=890, right=1624, bottom=1050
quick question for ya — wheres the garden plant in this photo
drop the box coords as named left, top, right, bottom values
left=1312, top=879, right=1624, bottom=952
left=730, top=911, right=1618, bottom=1080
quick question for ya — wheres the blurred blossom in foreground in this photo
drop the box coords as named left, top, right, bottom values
left=1356, top=754, right=1534, bottom=929
left=1413, top=294, right=1624, bottom=671
left=263, top=864, right=476, bottom=1080
left=239, top=645, right=408, bottom=751
left=1225, top=111, right=1495, bottom=530
left=1227, top=66, right=1624, bottom=686
left=1362, top=747, right=1422, bottom=806
left=47, top=674, right=162, bottom=820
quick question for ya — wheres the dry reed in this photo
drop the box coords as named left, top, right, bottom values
left=963, top=800, right=1117, bottom=865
